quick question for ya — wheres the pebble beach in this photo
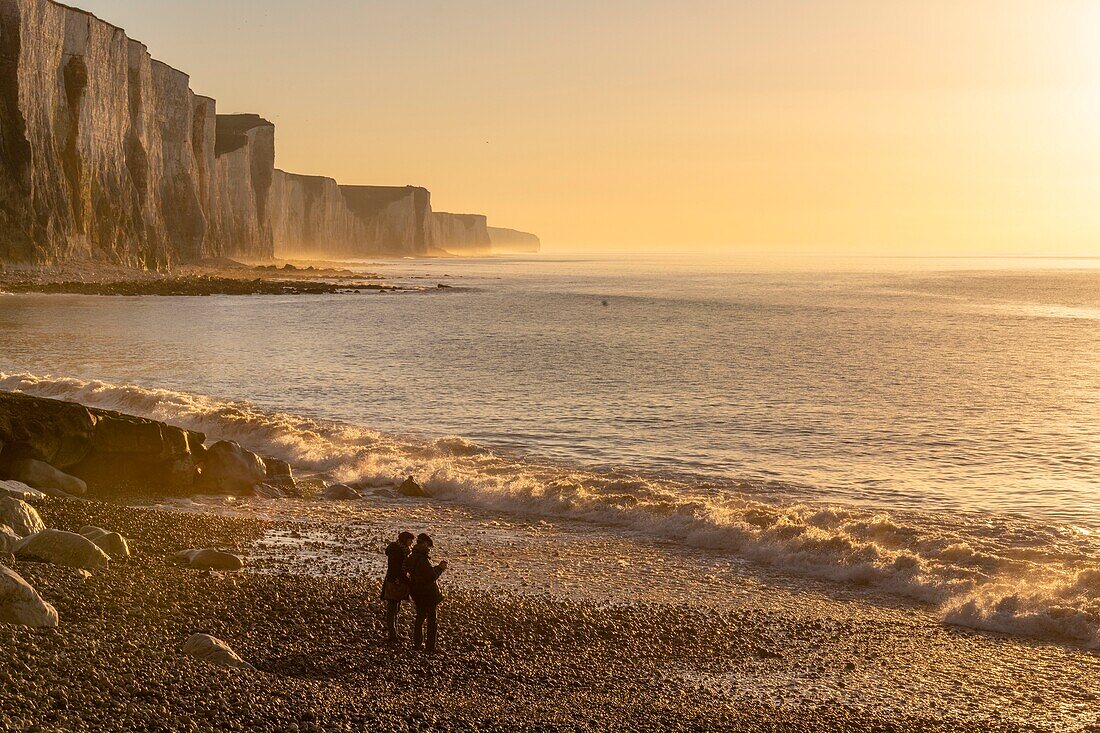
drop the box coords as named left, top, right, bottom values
left=2, top=496, right=1095, bottom=732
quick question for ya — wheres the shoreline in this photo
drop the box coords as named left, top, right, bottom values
left=0, top=496, right=1064, bottom=732
left=0, top=260, right=454, bottom=296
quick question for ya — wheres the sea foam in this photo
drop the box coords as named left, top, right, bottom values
left=2, top=371, right=1098, bottom=647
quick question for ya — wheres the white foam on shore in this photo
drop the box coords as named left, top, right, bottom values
left=3, top=371, right=1099, bottom=647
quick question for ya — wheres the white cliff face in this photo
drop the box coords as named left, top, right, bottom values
left=0, top=1, right=272, bottom=265
left=431, top=212, right=492, bottom=256
left=271, top=171, right=432, bottom=258
left=214, top=114, right=274, bottom=260
left=0, top=0, right=214, bottom=266
left=488, top=226, right=540, bottom=253
left=0, top=0, right=534, bottom=265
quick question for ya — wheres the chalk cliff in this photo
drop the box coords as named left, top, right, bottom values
left=270, top=170, right=431, bottom=257
left=488, top=226, right=540, bottom=253
left=214, top=114, right=274, bottom=259
left=0, top=0, right=535, bottom=265
left=431, top=212, right=492, bottom=256
left=0, top=0, right=208, bottom=266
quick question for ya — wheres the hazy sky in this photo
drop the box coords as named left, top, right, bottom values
left=77, top=0, right=1100, bottom=255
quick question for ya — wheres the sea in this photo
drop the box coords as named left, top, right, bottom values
left=2, top=253, right=1098, bottom=652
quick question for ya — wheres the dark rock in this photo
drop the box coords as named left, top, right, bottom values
left=262, top=457, right=296, bottom=491
left=398, top=476, right=425, bottom=498
left=0, top=392, right=95, bottom=468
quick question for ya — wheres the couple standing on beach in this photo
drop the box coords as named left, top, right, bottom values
left=382, top=531, right=448, bottom=653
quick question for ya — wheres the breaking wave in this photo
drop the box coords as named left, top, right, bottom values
left=2, top=371, right=1099, bottom=648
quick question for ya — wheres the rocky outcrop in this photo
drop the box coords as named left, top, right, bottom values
left=431, top=212, right=492, bottom=256
left=195, top=440, right=266, bottom=495
left=488, top=226, right=540, bottom=253
left=0, top=391, right=291, bottom=497
left=214, top=114, right=274, bottom=259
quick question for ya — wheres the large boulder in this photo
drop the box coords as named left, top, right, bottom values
left=0, top=565, right=59, bottom=628
left=197, top=442, right=267, bottom=495
left=8, top=459, right=87, bottom=496
left=0, top=497, right=46, bottom=537
left=15, top=529, right=110, bottom=571
left=171, top=548, right=245, bottom=571
left=79, top=526, right=131, bottom=559
left=182, top=633, right=254, bottom=670
left=0, top=392, right=96, bottom=468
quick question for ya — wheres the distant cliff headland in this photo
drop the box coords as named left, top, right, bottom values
left=0, top=0, right=538, bottom=268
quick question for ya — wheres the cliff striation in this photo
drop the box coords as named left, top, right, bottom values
left=214, top=114, right=274, bottom=259
left=0, top=0, right=535, bottom=265
left=488, top=226, right=540, bottom=253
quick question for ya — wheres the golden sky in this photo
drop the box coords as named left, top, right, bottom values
left=79, top=1, right=1100, bottom=254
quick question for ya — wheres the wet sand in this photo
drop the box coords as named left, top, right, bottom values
left=2, top=496, right=1093, bottom=732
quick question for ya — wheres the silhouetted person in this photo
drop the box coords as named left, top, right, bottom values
left=407, top=533, right=447, bottom=653
left=381, top=531, right=415, bottom=643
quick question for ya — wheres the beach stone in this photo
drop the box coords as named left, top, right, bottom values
left=0, top=565, right=59, bottom=628
left=8, top=458, right=87, bottom=496
left=0, top=526, right=18, bottom=554
left=78, top=526, right=131, bottom=559
left=15, top=529, right=110, bottom=571
left=0, top=480, right=48, bottom=502
left=172, top=548, right=244, bottom=571
left=0, top=392, right=96, bottom=468
left=322, top=483, right=360, bottom=500
left=182, top=633, right=254, bottom=670
left=398, top=476, right=425, bottom=497
left=0, top=497, right=46, bottom=537
left=198, top=441, right=267, bottom=494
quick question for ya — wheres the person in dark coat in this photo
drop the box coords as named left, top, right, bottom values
left=406, top=533, right=447, bottom=652
left=381, top=531, right=415, bottom=643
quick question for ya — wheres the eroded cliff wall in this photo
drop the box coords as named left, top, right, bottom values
left=214, top=114, right=274, bottom=260
left=0, top=0, right=212, bottom=266
left=271, top=171, right=431, bottom=258
left=431, top=212, right=491, bottom=256
left=488, top=226, right=540, bottom=253
left=0, top=1, right=276, bottom=266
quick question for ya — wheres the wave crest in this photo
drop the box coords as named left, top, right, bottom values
left=2, top=371, right=1098, bottom=647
